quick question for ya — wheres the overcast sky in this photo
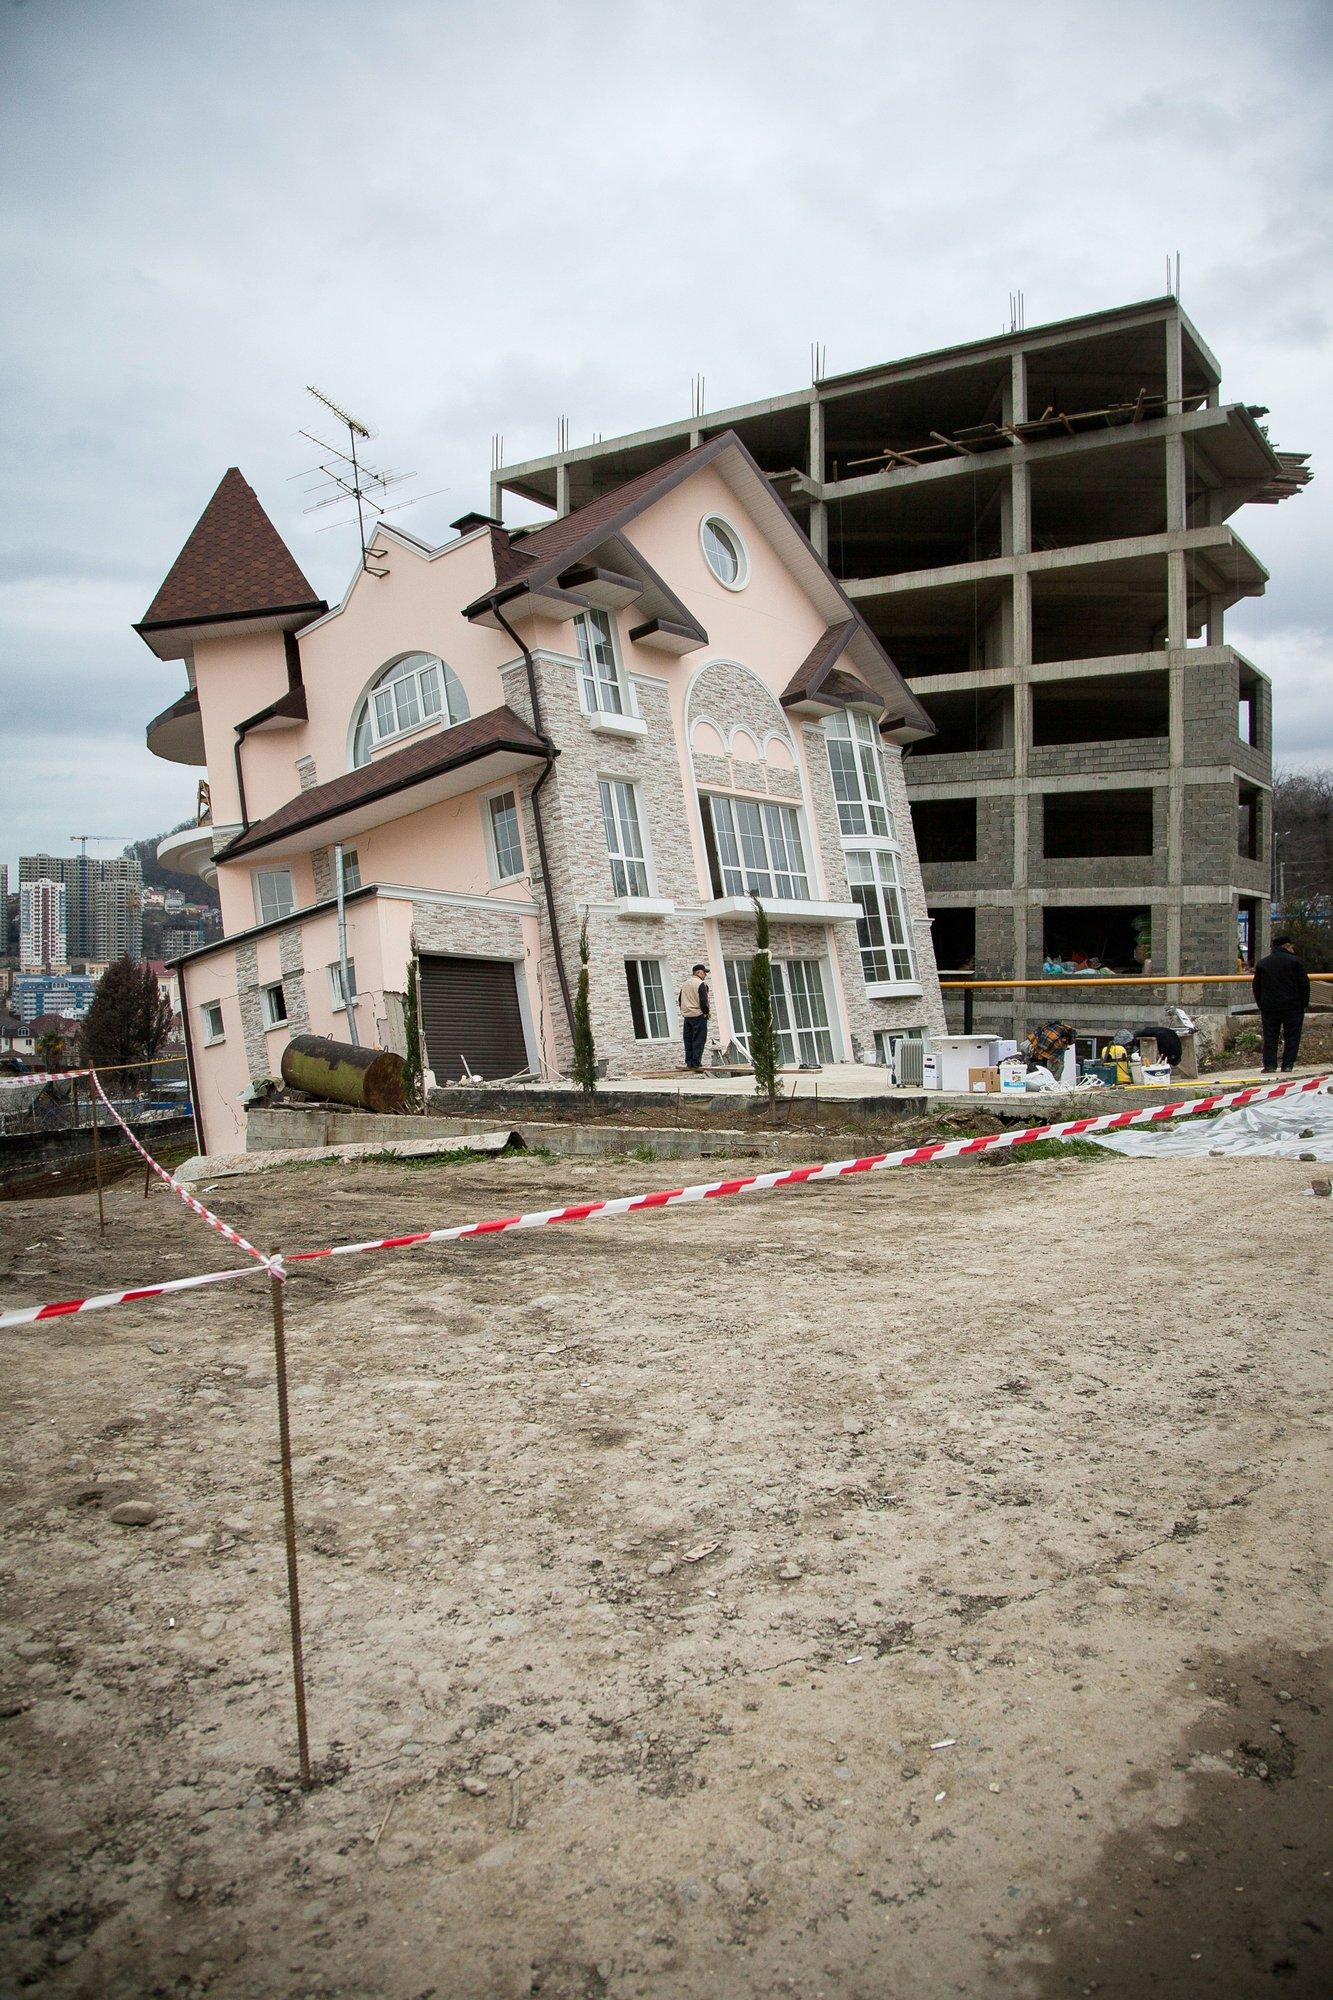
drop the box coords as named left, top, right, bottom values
left=2, top=0, right=1330, bottom=877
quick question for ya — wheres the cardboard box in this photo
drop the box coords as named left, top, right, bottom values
left=999, top=1059, right=1028, bottom=1096
left=968, top=1066, right=1000, bottom=1094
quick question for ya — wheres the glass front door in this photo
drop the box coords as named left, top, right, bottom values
left=723, top=956, right=837, bottom=1067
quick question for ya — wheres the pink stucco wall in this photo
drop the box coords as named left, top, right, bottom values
left=180, top=896, right=394, bottom=1155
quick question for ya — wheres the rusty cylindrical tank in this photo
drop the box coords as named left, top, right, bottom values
left=280, top=1035, right=407, bottom=1113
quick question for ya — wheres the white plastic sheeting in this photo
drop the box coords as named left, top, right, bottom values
left=1089, top=1085, right=1333, bottom=1160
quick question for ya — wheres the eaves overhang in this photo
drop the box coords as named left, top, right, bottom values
left=134, top=600, right=327, bottom=663
left=217, top=705, right=548, bottom=862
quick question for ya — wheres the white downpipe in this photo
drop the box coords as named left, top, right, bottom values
left=334, top=843, right=360, bottom=1047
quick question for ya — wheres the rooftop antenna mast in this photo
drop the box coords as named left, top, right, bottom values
left=297, top=387, right=448, bottom=577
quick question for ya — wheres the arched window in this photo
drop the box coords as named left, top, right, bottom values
left=351, top=653, right=469, bottom=767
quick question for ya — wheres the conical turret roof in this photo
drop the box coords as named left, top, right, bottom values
left=136, top=468, right=324, bottom=643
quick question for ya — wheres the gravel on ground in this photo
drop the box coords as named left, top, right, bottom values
left=1, top=1143, right=1329, bottom=1998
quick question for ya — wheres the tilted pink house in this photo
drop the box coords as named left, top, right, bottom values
left=139, top=433, right=946, bottom=1153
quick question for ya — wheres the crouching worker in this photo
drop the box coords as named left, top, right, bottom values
left=1024, top=1021, right=1075, bottom=1077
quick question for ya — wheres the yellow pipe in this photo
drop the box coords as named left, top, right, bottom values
left=939, top=974, right=1333, bottom=990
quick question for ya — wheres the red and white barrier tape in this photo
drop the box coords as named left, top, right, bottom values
left=88, top=1073, right=279, bottom=1277
left=0, top=1066, right=92, bottom=1086
left=2, top=1072, right=1325, bottom=1331
left=0, top=1262, right=267, bottom=1325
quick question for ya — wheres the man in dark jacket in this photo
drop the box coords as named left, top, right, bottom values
left=1252, top=936, right=1312, bottom=1073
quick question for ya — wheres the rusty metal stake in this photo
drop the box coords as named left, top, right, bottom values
left=89, top=1080, right=106, bottom=1237
left=143, top=1154, right=152, bottom=1199
left=269, top=1248, right=312, bottom=1789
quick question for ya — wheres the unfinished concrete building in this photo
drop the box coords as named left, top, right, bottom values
left=493, top=298, right=1310, bottom=1038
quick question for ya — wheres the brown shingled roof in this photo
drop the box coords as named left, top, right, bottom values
left=818, top=666, right=886, bottom=708
left=508, top=438, right=706, bottom=569
left=780, top=621, right=857, bottom=705
left=137, top=469, right=325, bottom=633
left=220, top=705, right=547, bottom=859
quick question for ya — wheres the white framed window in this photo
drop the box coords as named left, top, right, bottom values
left=575, top=610, right=626, bottom=716
left=327, top=960, right=357, bottom=1010
left=260, top=982, right=288, bottom=1030
left=485, top=791, right=524, bottom=882
left=201, top=1000, right=225, bottom=1045
left=339, top=847, right=361, bottom=891
left=351, top=653, right=469, bottom=766
left=702, top=794, right=809, bottom=902
left=724, top=956, right=835, bottom=1067
left=846, top=848, right=916, bottom=985
left=700, top=515, right=749, bottom=590
left=598, top=778, right=650, bottom=897
left=825, top=710, right=893, bottom=839
left=625, top=958, right=670, bottom=1040
left=252, top=867, right=295, bottom=926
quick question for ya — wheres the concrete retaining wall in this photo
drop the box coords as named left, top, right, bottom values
left=0, top=1115, right=197, bottom=1189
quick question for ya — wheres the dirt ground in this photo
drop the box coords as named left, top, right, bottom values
left=1, top=1142, right=1330, bottom=1999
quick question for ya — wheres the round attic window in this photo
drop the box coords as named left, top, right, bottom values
left=700, top=515, right=748, bottom=590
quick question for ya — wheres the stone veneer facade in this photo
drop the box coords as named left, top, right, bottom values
left=497, top=645, right=943, bottom=1076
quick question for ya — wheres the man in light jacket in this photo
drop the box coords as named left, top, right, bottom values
left=679, top=963, right=710, bottom=1072
left=1252, top=936, right=1312, bottom=1074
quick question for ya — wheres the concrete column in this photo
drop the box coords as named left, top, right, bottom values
left=1206, top=595, right=1225, bottom=647
left=1005, top=352, right=1027, bottom=426
left=1167, top=549, right=1189, bottom=647
left=554, top=462, right=570, bottom=518
left=1165, top=641, right=1186, bottom=975
left=1005, top=350, right=1031, bottom=998
left=808, top=396, right=828, bottom=558
left=1165, top=312, right=1184, bottom=410
left=1012, top=570, right=1032, bottom=665
left=1009, top=461, right=1031, bottom=558
left=1162, top=314, right=1190, bottom=977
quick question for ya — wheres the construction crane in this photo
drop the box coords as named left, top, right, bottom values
left=70, top=835, right=133, bottom=857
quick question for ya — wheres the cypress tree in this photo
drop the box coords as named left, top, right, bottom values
left=572, top=910, right=598, bottom=1096
left=403, top=953, right=423, bottom=1107
left=748, top=896, right=778, bottom=1108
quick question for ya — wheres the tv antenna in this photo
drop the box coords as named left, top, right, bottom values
left=295, top=387, right=448, bottom=577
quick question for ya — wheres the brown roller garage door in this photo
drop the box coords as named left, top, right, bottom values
left=418, top=954, right=529, bottom=1081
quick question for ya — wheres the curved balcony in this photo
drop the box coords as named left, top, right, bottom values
left=146, top=687, right=206, bottom=766
left=157, top=817, right=216, bottom=884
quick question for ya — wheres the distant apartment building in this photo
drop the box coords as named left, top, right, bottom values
left=19, top=853, right=143, bottom=963
left=494, top=298, right=1310, bottom=1035
left=12, top=972, right=96, bottom=1024
left=19, top=877, right=68, bottom=971
left=163, top=926, right=203, bottom=959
